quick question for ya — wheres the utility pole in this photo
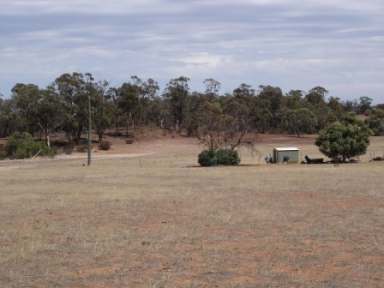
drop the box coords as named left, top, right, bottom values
left=87, top=92, right=92, bottom=166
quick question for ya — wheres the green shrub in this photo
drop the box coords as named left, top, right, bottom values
left=216, top=149, right=241, bottom=165
left=99, top=141, right=112, bottom=151
left=366, top=109, right=384, bottom=136
left=315, top=121, right=372, bottom=162
left=198, top=150, right=218, bottom=167
left=5, top=132, right=56, bottom=159
left=0, top=150, right=6, bottom=160
left=198, top=149, right=241, bottom=167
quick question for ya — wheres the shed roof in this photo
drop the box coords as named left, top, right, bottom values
left=274, top=147, right=300, bottom=151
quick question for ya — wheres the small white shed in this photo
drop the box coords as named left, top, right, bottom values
left=273, top=147, right=300, bottom=163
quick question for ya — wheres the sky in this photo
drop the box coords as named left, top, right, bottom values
left=0, top=0, right=383, bottom=102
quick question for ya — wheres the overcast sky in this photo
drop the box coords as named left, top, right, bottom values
left=0, top=0, right=383, bottom=101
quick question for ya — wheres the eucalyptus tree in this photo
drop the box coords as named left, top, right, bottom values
left=116, top=80, right=140, bottom=134
left=204, top=78, right=221, bottom=99
left=92, top=80, right=112, bottom=142
left=284, top=90, right=304, bottom=110
left=358, top=96, right=373, bottom=114
left=305, top=86, right=328, bottom=106
left=134, top=77, right=160, bottom=126
left=53, top=72, right=99, bottom=143
left=282, top=108, right=317, bottom=137
left=11, top=83, right=41, bottom=135
left=36, top=86, right=63, bottom=146
left=164, top=76, right=190, bottom=131
left=256, top=85, right=283, bottom=131
left=0, top=97, right=19, bottom=138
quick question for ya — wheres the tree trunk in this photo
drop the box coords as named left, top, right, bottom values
left=126, top=118, right=130, bottom=137
left=75, top=125, right=83, bottom=144
left=44, top=128, right=50, bottom=147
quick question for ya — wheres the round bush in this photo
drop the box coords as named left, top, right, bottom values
left=198, top=150, right=218, bottom=167
left=216, top=149, right=241, bottom=166
left=99, top=141, right=112, bottom=151
left=315, top=121, right=372, bottom=162
left=198, top=149, right=241, bottom=166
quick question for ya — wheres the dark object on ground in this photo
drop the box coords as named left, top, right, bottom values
left=106, top=131, right=124, bottom=137
left=304, top=155, right=325, bottom=164
left=126, top=138, right=134, bottom=144
left=283, top=156, right=290, bottom=163
left=265, top=154, right=273, bottom=164
left=50, top=139, right=69, bottom=147
left=99, top=141, right=112, bottom=151
left=371, top=156, right=384, bottom=162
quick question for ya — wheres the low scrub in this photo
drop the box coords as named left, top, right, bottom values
left=198, top=150, right=218, bottom=167
left=0, top=150, right=6, bottom=160
left=198, top=149, right=240, bottom=167
left=76, top=144, right=93, bottom=153
left=5, top=132, right=56, bottom=159
left=63, top=144, right=74, bottom=155
left=216, top=149, right=241, bottom=165
left=99, top=141, right=112, bottom=151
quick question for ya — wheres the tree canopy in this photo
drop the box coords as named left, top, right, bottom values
left=315, top=121, right=372, bottom=162
left=0, top=73, right=382, bottom=148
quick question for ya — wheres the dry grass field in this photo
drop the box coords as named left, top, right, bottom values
left=0, top=135, right=384, bottom=287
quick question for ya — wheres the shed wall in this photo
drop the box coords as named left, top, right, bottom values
left=273, top=150, right=299, bottom=163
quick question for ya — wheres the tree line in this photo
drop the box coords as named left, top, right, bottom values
left=0, top=73, right=383, bottom=146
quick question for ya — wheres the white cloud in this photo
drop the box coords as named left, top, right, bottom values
left=0, top=0, right=383, bottom=101
left=0, top=0, right=185, bottom=14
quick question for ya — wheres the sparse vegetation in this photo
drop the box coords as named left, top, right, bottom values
left=5, top=132, right=56, bottom=159
left=0, top=137, right=383, bottom=287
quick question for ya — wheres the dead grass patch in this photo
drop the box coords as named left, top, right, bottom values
left=0, top=136, right=384, bottom=287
